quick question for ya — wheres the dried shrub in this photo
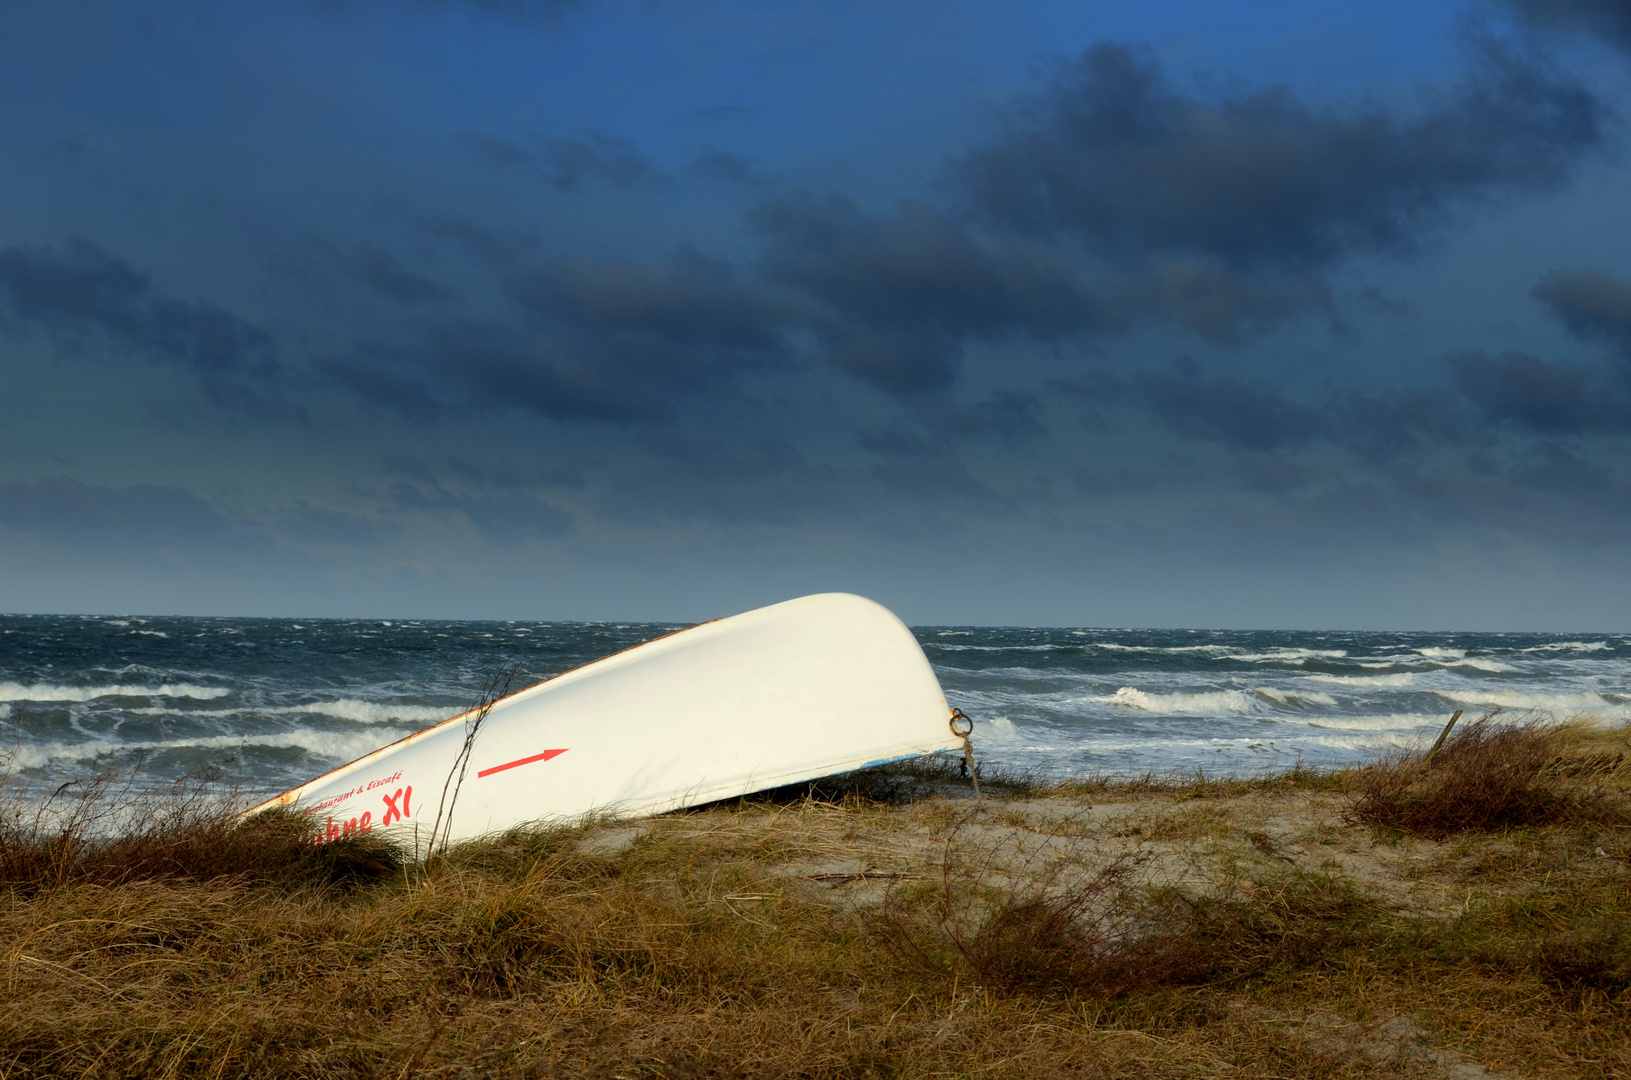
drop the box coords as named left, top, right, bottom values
left=1534, top=916, right=1631, bottom=993
left=877, top=852, right=1174, bottom=996
left=1168, top=870, right=1378, bottom=978
left=0, top=764, right=400, bottom=894
left=876, top=828, right=1376, bottom=997
left=1344, top=715, right=1622, bottom=837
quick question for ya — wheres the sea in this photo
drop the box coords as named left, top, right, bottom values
left=1, top=614, right=1626, bottom=797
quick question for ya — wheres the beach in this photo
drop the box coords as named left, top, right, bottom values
left=2, top=720, right=1627, bottom=1078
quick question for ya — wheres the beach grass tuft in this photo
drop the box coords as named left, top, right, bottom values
left=1343, top=714, right=1630, bottom=837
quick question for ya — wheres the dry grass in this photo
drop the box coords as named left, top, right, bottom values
left=0, top=726, right=1627, bottom=1078
left=1344, top=714, right=1630, bottom=837
left=0, top=765, right=400, bottom=894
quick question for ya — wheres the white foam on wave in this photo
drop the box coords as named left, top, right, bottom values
left=133, top=630, right=169, bottom=638
left=0, top=682, right=231, bottom=703
left=1087, top=644, right=1347, bottom=664
left=1306, top=672, right=1418, bottom=688
left=1232, top=648, right=1348, bottom=664
left=1254, top=687, right=1339, bottom=707
left=1416, top=647, right=1466, bottom=660
left=4, top=727, right=411, bottom=771
left=979, top=717, right=1022, bottom=742
left=1104, top=687, right=1252, bottom=713
left=1295, top=713, right=1444, bottom=733
left=288, top=699, right=449, bottom=724
left=126, top=699, right=451, bottom=725
left=1431, top=688, right=1628, bottom=716
left=1441, top=658, right=1515, bottom=673
left=928, top=643, right=1072, bottom=653
left=1521, top=641, right=1611, bottom=653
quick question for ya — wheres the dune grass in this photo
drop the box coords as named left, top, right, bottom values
left=0, top=720, right=1626, bottom=1077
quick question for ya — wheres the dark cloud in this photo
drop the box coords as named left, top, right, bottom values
left=279, top=501, right=401, bottom=547
left=442, top=456, right=584, bottom=491
left=433, top=0, right=577, bottom=16
left=322, top=321, right=674, bottom=423
left=0, top=238, right=298, bottom=420
left=1501, top=0, right=1631, bottom=54
left=602, top=432, right=845, bottom=526
left=1072, top=467, right=1168, bottom=495
left=535, top=132, right=664, bottom=191
left=870, top=456, right=996, bottom=504
left=1133, top=366, right=1323, bottom=451
left=958, top=40, right=1604, bottom=269
left=1450, top=349, right=1629, bottom=432
left=387, top=481, right=572, bottom=544
left=860, top=393, right=1044, bottom=453
left=0, top=477, right=232, bottom=546
left=1509, top=442, right=1613, bottom=493
left=507, top=247, right=791, bottom=375
left=317, top=339, right=451, bottom=421
left=750, top=191, right=1109, bottom=394
left=689, top=149, right=761, bottom=186
left=325, top=246, right=794, bottom=425
left=1327, top=388, right=1462, bottom=463
left=314, top=0, right=579, bottom=22
left=1145, top=257, right=1333, bottom=342
left=1532, top=268, right=1631, bottom=356
left=947, top=391, right=1046, bottom=446
left=454, top=131, right=535, bottom=171
left=456, top=130, right=665, bottom=191
left=348, top=247, right=458, bottom=305
left=372, top=199, right=542, bottom=265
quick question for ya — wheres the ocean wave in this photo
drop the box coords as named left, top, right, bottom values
left=1440, top=658, right=1515, bottom=673
left=126, top=699, right=452, bottom=725
left=925, top=643, right=1077, bottom=653
left=287, top=699, right=449, bottom=724
left=3, top=728, right=408, bottom=772
left=1103, top=687, right=1252, bottom=713
left=1231, top=649, right=1348, bottom=663
left=1294, top=713, right=1445, bottom=733
left=0, top=682, right=231, bottom=703
left=979, top=717, right=1022, bottom=742
left=1415, top=647, right=1466, bottom=660
left=1306, top=672, right=1418, bottom=688
left=1254, top=687, right=1339, bottom=707
left=1430, top=688, right=1627, bottom=715
left=1520, top=641, right=1611, bottom=653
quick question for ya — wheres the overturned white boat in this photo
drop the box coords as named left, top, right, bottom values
left=247, top=593, right=971, bottom=849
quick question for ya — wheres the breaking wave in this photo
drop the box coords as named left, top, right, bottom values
left=1104, top=688, right=1252, bottom=713
left=3, top=728, right=411, bottom=772
left=1306, top=672, right=1419, bottom=688
left=0, top=682, right=230, bottom=702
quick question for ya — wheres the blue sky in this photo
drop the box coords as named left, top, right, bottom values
left=2, top=0, right=1630, bottom=627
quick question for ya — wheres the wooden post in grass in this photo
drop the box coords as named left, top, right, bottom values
left=1425, top=710, right=1463, bottom=767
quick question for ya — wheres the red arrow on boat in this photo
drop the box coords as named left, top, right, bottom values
left=477, top=749, right=569, bottom=778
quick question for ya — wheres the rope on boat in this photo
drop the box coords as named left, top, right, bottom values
left=949, top=708, right=980, bottom=799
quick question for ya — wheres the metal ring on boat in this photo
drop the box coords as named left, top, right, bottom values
left=949, top=708, right=973, bottom=737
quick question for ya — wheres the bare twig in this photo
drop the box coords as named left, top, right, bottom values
left=426, top=664, right=520, bottom=857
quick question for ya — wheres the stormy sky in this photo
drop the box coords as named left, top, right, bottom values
left=2, top=0, right=1630, bottom=628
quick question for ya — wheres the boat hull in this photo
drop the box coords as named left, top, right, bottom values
left=247, top=593, right=963, bottom=848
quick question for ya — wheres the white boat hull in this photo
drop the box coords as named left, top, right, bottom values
left=247, top=593, right=964, bottom=848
